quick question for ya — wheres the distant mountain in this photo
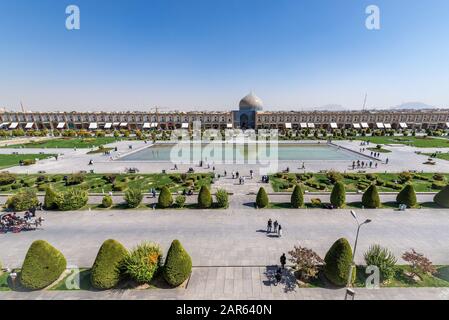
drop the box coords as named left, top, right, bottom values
left=391, top=102, right=437, bottom=110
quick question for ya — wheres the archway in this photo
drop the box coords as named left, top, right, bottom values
left=240, top=113, right=249, bottom=129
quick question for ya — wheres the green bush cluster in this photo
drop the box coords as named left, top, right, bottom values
left=91, top=239, right=128, bottom=289
left=324, top=238, right=354, bottom=286
left=123, top=242, right=163, bottom=284
left=158, top=186, right=173, bottom=208
left=396, top=184, right=417, bottom=208
left=198, top=186, right=212, bottom=208
left=215, top=189, right=229, bottom=208
left=256, top=187, right=269, bottom=208
left=175, top=195, right=186, bottom=208
left=163, top=240, right=192, bottom=287
left=434, top=185, right=449, bottom=208
left=290, top=185, right=304, bottom=208
left=330, top=181, right=346, bottom=208
left=55, top=188, right=88, bottom=211
left=364, top=244, right=397, bottom=283
left=0, top=172, right=16, bottom=186
left=124, top=188, right=143, bottom=208
left=101, top=195, right=113, bottom=208
left=6, top=189, right=39, bottom=211
left=362, top=184, right=381, bottom=208
left=20, top=240, right=67, bottom=290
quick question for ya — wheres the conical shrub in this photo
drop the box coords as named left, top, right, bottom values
left=362, top=184, right=381, bottom=208
left=198, top=185, right=212, bottom=209
left=434, top=185, right=449, bottom=208
left=324, top=238, right=354, bottom=286
left=158, top=186, right=173, bottom=208
left=20, top=240, right=67, bottom=290
left=396, top=184, right=417, bottom=208
left=290, top=185, right=304, bottom=208
left=330, top=181, right=346, bottom=208
left=44, top=185, right=59, bottom=210
left=256, top=187, right=269, bottom=208
left=163, top=240, right=192, bottom=287
left=91, top=239, right=128, bottom=289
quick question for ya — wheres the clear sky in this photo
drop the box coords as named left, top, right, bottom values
left=1, top=0, right=449, bottom=112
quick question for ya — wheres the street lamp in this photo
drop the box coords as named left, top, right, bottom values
left=345, top=210, right=371, bottom=300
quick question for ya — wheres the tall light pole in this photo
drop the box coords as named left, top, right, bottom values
left=345, top=210, right=371, bottom=300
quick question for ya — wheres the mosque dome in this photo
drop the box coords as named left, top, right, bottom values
left=239, top=92, right=263, bottom=111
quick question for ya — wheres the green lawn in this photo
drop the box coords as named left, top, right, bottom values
left=359, top=136, right=449, bottom=148
left=367, top=147, right=391, bottom=153
left=2, top=137, right=122, bottom=149
left=0, top=172, right=214, bottom=194
left=270, top=172, right=448, bottom=193
left=424, top=152, right=449, bottom=161
left=0, top=154, right=56, bottom=170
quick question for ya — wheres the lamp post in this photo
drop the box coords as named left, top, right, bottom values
left=345, top=210, right=371, bottom=300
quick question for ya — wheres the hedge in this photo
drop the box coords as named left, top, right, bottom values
left=330, top=181, right=346, bottom=208
left=20, top=240, right=67, bottom=290
left=55, top=188, right=88, bottom=211
left=163, top=240, right=192, bottom=287
left=324, top=238, right=354, bottom=286
left=158, top=186, right=173, bottom=208
left=290, top=185, right=304, bottom=208
left=396, top=184, right=417, bottom=208
left=256, top=187, right=269, bottom=208
left=197, top=186, right=212, bottom=209
left=91, top=239, right=128, bottom=289
left=362, top=184, right=381, bottom=208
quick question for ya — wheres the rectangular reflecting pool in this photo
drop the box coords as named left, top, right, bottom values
left=118, top=143, right=368, bottom=162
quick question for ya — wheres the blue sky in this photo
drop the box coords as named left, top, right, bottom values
left=1, top=0, right=449, bottom=111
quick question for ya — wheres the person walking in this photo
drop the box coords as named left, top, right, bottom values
left=267, top=219, right=272, bottom=233
left=280, top=253, right=287, bottom=269
left=273, top=220, right=278, bottom=233
left=386, top=158, right=389, bottom=164
left=274, top=267, right=282, bottom=285
left=278, top=224, right=283, bottom=237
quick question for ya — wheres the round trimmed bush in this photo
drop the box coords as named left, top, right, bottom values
left=6, top=188, right=39, bottom=211
left=124, top=188, right=143, bottom=208
left=91, top=239, right=128, bottom=289
left=330, top=181, right=346, bottom=208
left=362, top=184, right=381, bottom=208
left=434, top=185, right=449, bottom=208
left=163, top=240, right=192, bottom=287
left=290, top=185, right=304, bottom=208
left=256, top=187, right=269, bottom=208
left=123, top=242, right=163, bottom=284
left=197, top=185, right=212, bottom=209
left=396, top=184, right=417, bottom=208
left=175, top=195, right=186, bottom=208
left=20, top=240, right=67, bottom=290
left=101, top=195, right=113, bottom=208
left=158, top=186, right=173, bottom=208
left=215, top=189, right=229, bottom=208
left=324, top=238, right=354, bottom=286
left=55, top=188, right=88, bottom=211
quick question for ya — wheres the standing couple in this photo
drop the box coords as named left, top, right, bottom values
left=267, top=218, right=283, bottom=237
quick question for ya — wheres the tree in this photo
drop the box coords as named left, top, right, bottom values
left=434, top=185, right=449, bottom=208
left=158, top=186, right=173, bottom=208
left=362, top=184, right=381, bottom=208
left=363, top=244, right=397, bottom=283
left=324, top=238, right=354, bottom=286
left=198, top=185, right=212, bottom=208
left=163, top=240, right=192, bottom=287
left=290, top=185, right=304, bottom=208
left=288, top=246, right=323, bottom=282
left=124, top=188, right=143, bottom=208
left=402, top=249, right=436, bottom=281
left=20, top=240, right=67, bottom=290
left=396, top=184, right=417, bottom=208
left=256, top=187, right=269, bottom=208
left=91, top=239, right=128, bottom=290
left=330, top=181, right=346, bottom=208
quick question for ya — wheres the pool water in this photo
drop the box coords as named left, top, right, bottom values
left=119, top=143, right=367, bottom=162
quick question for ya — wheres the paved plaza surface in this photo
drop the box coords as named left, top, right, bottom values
left=1, top=208, right=449, bottom=300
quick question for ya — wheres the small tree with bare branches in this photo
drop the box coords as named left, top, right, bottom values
left=402, top=249, right=436, bottom=281
left=288, top=246, right=324, bottom=282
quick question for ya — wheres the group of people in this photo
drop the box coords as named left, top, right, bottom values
left=261, top=175, right=270, bottom=183
left=352, top=160, right=378, bottom=169
left=266, top=218, right=283, bottom=237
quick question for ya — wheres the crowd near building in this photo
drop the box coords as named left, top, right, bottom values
left=1, top=93, right=449, bottom=131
